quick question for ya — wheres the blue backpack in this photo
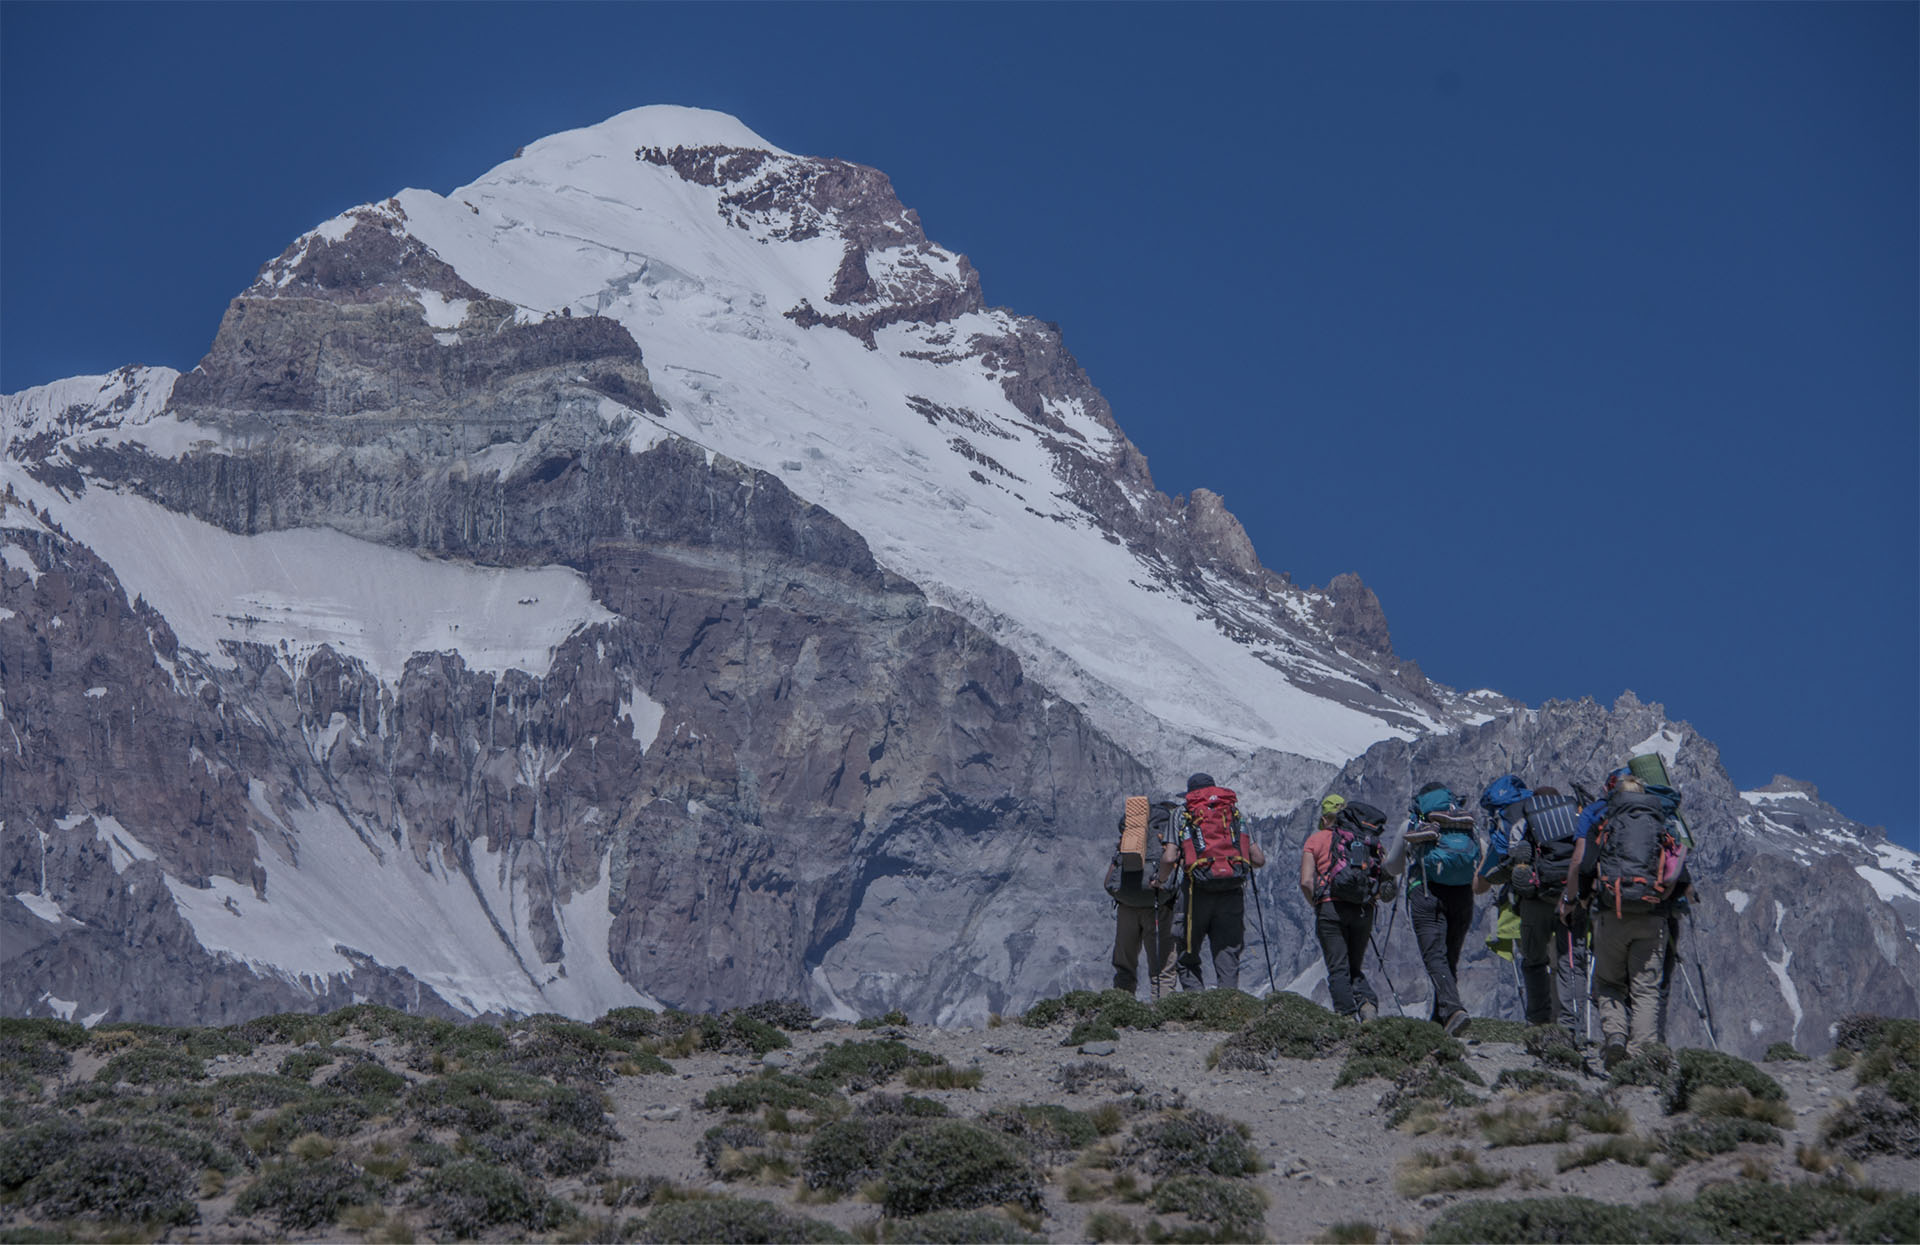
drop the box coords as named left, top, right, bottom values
left=1419, top=811, right=1480, bottom=887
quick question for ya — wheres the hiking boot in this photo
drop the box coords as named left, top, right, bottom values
left=1358, top=1002, right=1378, bottom=1022
left=1443, top=1009, right=1471, bottom=1038
left=1602, top=1043, right=1629, bottom=1072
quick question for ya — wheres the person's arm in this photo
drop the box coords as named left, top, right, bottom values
left=1247, top=839, right=1266, bottom=869
left=1472, top=824, right=1509, bottom=895
left=1153, top=840, right=1179, bottom=887
left=1299, top=843, right=1317, bottom=906
left=1556, top=837, right=1588, bottom=917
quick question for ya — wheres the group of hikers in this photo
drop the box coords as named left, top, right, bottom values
left=1104, top=761, right=1701, bottom=1067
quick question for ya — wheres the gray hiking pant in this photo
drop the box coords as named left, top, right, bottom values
left=1553, top=906, right=1592, bottom=1045
left=1113, top=901, right=1178, bottom=999
left=1593, top=909, right=1667, bottom=1054
left=1176, top=887, right=1245, bottom=991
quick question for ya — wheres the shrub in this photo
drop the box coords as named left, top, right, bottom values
left=1688, top=1179, right=1882, bottom=1244
left=881, top=1122, right=1043, bottom=1218
left=1691, top=1086, right=1792, bottom=1127
left=1424, top=1195, right=1708, bottom=1244
left=1493, top=1067, right=1579, bottom=1095
left=1658, top=1117, right=1781, bottom=1165
left=904, top=1064, right=984, bottom=1090
left=94, top=1043, right=206, bottom=1085
left=879, top=1208, right=1047, bottom=1243
left=1667, top=1049, right=1784, bottom=1113
left=977, top=1104, right=1095, bottom=1165
left=1083, top=1209, right=1143, bottom=1243
left=1610, top=1045, right=1679, bottom=1091
left=738, top=1000, right=818, bottom=1031
left=1382, top=1066, right=1483, bottom=1129
left=1393, top=1146, right=1508, bottom=1197
left=1055, top=1061, right=1144, bottom=1096
left=1124, top=1110, right=1259, bottom=1177
left=1846, top=1193, right=1920, bottom=1244
left=0, top=1018, right=88, bottom=1050
left=1067, top=1020, right=1122, bottom=1046
left=1211, top=994, right=1350, bottom=1068
left=1151, top=990, right=1263, bottom=1031
left=1313, top=1225, right=1382, bottom=1245
left=803, top=1116, right=926, bottom=1194
left=408, top=1160, right=571, bottom=1238
left=1821, top=1086, right=1920, bottom=1159
left=1763, top=1041, right=1809, bottom=1062
left=278, top=1046, right=339, bottom=1080
left=632, top=1196, right=852, bottom=1243
left=1524, top=1026, right=1587, bottom=1071
left=1555, top=1133, right=1655, bottom=1171
left=234, top=1157, right=375, bottom=1230
left=702, top=1071, right=840, bottom=1115
left=807, top=1040, right=941, bottom=1092
left=212, top=1071, right=317, bottom=1110
left=861, top=1092, right=952, bottom=1118
left=324, top=1059, right=408, bottom=1098
left=1462, top=1018, right=1533, bottom=1045
left=24, top=1141, right=196, bottom=1226
left=1145, top=1172, right=1267, bottom=1242
left=1477, top=1103, right=1571, bottom=1148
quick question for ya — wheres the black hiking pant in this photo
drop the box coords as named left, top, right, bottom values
left=1315, top=900, right=1377, bottom=1017
left=1408, top=881, right=1474, bottom=1022
left=1177, top=886, right=1246, bottom=991
left=1516, top=896, right=1559, bottom=1026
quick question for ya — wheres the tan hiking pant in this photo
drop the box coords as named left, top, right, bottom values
left=1113, top=901, right=1178, bottom=998
left=1592, top=909, right=1668, bottom=1054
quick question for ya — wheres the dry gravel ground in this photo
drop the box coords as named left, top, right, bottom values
left=1, top=998, right=1915, bottom=1243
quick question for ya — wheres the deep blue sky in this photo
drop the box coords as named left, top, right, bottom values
left=4, top=3, right=1914, bottom=847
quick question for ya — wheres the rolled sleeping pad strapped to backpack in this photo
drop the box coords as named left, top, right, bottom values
left=1119, top=796, right=1150, bottom=871
left=1628, top=753, right=1672, bottom=788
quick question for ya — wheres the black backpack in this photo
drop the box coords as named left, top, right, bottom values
left=1105, top=801, right=1175, bottom=906
left=1325, top=801, right=1387, bottom=905
left=1594, top=787, right=1686, bottom=914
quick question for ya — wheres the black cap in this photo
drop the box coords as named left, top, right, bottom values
left=1187, top=773, right=1216, bottom=792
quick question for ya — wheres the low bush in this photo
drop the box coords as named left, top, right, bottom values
left=880, top=1122, right=1043, bottom=1218
left=904, top=1064, right=984, bottom=1091
left=1523, top=1026, right=1587, bottom=1072
left=1555, top=1134, right=1655, bottom=1171
left=1667, top=1049, right=1784, bottom=1113
left=1151, top=990, right=1263, bottom=1031
left=1691, top=1086, right=1792, bottom=1127
left=1477, top=1103, right=1571, bottom=1148
left=1067, top=1020, right=1121, bottom=1046
left=738, top=1000, right=818, bottom=1031
left=1054, top=1061, right=1144, bottom=1096
left=1609, top=1045, right=1679, bottom=1091
left=1424, top=1194, right=1707, bottom=1243
left=879, top=1208, right=1046, bottom=1243
left=1083, top=1209, right=1143, bottom=1243
left=803, top=1116, right=927, bottom=1194
left=24, top=1140, right=196, bottom=1226
left=408, top=1159, right=572, bottom=1238
left=1381, top=1066, right=1484, bottom=1130
left=1211, top=994, right=1350, bottom=1069
left=233, top=1157, right=375, bottom=1231
left=1145, top=1172, right=1267, bottom=1243
left=1393, top=1146, right=1508, bottom=1197
left=1763, top=1041, right=1808, bottom=1062
left=1124, top=1110, right=1259, bottom=1177
left=860, top=1092, right=951, bottom=1119
left=1688, top=1179, right=1887, bottom=1244
left=632, top=1195, right=852, bottom=1243
left=807, top=1040, right=942, bottom=1092
left=703, top=1071, right=842, bottom=1116
left=978, top=1103, right=1098, bottom=1164
left=1821, top=1085, right=1920, bottom=1159
left=1462, top=1019, right=1533, bottom=1045
left=323, top=1058, right=408, bottom=1098
left=1846, top=1193, right=1920, bottom=1244
left=94, top=1043, right=206, bottom=1086
left=1492, top=1067, right=1579, bottom=1095
left=278, top=1046, right=339, bottom=1081
left=1658, top=1117, right=1781, bottom=1166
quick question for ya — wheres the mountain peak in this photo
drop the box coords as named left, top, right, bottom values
left=518, top=105, right=789, bottom=165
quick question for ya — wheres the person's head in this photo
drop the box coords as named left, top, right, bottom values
left=1614, top=775, right=1646, bottom=794
left=1187, top=772, right=1216, bottom=793
left=1604, top=767, right=1632, bottom=793
left=1535, top=785, right=1560, bottom=797
left=1319, top=794, right=1347, bottom=826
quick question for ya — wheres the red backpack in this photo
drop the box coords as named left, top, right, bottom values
left=1180, top=785, right=1250, bottom=892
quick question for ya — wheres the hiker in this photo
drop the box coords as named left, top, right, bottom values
left=1560, top=774, right=1688, bottom=1064
left=1509, top=783, right=1590, bottom=1044
left=1384, top=782, right=1479, bottom=1036
left=1473, top=775, right=1557, bottom=1027
left=1302, top=798, right=1388, bottom=1019
left=1105, top=798, right=1180, bottom=999
left=1154, top=773, right=1265, bottom=991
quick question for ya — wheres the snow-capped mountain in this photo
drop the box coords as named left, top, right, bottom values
left=3, top=107, right=1914, bottom=1047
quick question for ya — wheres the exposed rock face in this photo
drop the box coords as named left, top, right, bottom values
left=3, top=107, right=1914, bottom=1041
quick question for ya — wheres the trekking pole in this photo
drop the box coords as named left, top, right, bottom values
left=1683, top=909, right=1721, bottom=1050
left=1248, top=863, right=1279, bottom=996
left=1368, top=924, right=1403, bottom=1013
